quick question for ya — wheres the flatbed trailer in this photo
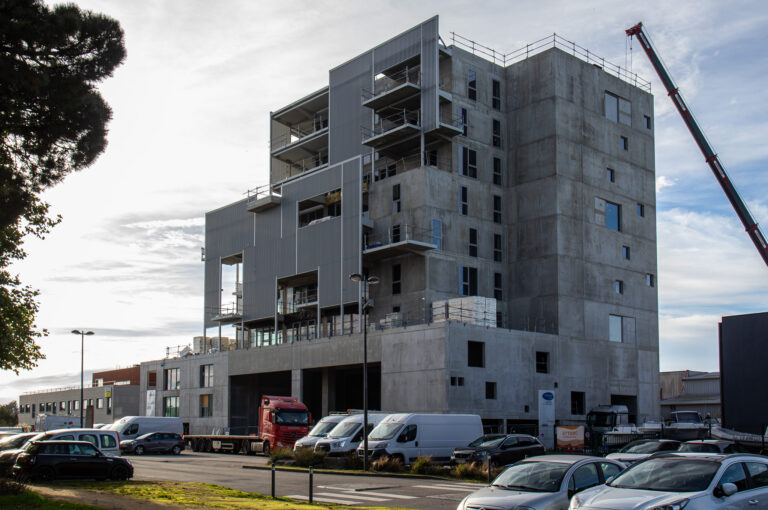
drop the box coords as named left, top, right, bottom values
left=184, top=434, right=267, bottom=455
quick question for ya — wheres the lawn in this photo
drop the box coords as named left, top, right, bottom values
left=0, top=489, right=102, bottom=510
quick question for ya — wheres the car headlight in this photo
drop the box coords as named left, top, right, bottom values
left=650, top=500, right=689, bottom=510
left=569, top=494, right=584, bottom=509
left=475, top=450, right=488, bottom=457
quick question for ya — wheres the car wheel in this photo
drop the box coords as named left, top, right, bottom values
left=111, top=465, right=131, bottom=481
left=172, top=445, right=182, bottom=455
left=135, top=445, right=145, bottom=455
left=34, top=466, right=55, bottom=482
left=262, top=441, right=270, bottom=456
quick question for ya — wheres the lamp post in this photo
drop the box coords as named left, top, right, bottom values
left=349, top=273, right=379, bottom=471
left=71, top=330, right=94, bottom=427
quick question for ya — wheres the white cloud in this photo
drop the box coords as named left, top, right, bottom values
left=656, top=175, right=675, bottom=193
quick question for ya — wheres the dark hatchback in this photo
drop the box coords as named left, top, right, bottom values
left=12, top=440, right=133, bottom=481
left=451, top=434, right=545, bottom=467
left=120, top=432, right=184, bottom=455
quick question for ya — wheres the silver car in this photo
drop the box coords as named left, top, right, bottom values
left=456, top=455, right=625, bottom=510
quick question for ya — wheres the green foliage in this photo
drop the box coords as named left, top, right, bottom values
left=451, top=461, right=487, bottom=480
left=370, top=455, right=405, bottom=472
left=411, top=456, right=444, bottom=475
left=0, top=401, right=18, bottom=426
left=344, top=451, right=362, bottom=470
left=0, top=489, right=102, bottom=509
left=292, top=447, right=326, bottom=467
left=0, top=0, right=125, bottom=374
left=267, top=446, right=293, bottom=465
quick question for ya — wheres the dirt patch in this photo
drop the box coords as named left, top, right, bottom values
left=29, top=485, right=207, bottom=510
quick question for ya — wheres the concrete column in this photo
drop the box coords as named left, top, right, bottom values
left=321, top=368, right=330, bottom=416
left=291, top=368, right=303, bottom=401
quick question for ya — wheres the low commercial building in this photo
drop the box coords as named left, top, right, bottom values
left=659, top=370, right=720, bottom=420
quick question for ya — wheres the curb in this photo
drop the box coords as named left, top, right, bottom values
left=241, top=463, right=485, bottom=483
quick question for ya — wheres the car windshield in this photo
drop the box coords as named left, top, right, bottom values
left=587, top=412, right=614, bottom=427
left=0, top=434, right=32, bottom=451
left=678, top=443, right=720, bottom=453
left=369, top=423, right=402, bottom=441
left=136, top=433, right=154, bottom=441
left=328, top=422, right=360, bottom=439
left=619, top=441, right=667, bottom=454
left=492, top=461, right=570, bottom=492
left=468, top=434, right=505, bottom=448
left=308, top=420, right=340, bottom=437
left=608, top=457, right=719, bottom=492
left=671, top=412, right=702, bottom=424
left=275, top=410, right=309, bottom=426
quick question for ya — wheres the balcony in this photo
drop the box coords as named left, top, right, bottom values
left=362, top=65, right=421, bottom=111
left=362, top=108, right=421, bottom=150
left=210, top=302, right=242, bottom=324
left=432, top=111, right=464, bottom=138
left=246, top=184, right=282, bottom=213
left=362, top=224, right=437, bottom=261
left=271, top=122, right=328, bottom=161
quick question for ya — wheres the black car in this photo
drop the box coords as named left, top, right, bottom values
left=0, top=434, right=43, bottom=476
left=451, top=434, right=545, bottom=467
left=12, top=440, right=133, bottom=481
left=0, top=433, right=38, bottom=452
left=120, top=432, right=184, bottom=455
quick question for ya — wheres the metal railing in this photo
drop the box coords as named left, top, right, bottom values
left=245, top=183, right=281, bottom=202
left=362, top=65, right=421, bottom=101
left=450, top=32, right=651, bottom=92
left=363, top=224, right=434, bottom=250
left=363, top=151, right=452, bottom=184
left=270, top=118, right=329, bottom=152
left=21, top=381, right=131, bottom=396
left=361, top=108, right=420, bottom=141
left=212, top=302, right=242, bottom=317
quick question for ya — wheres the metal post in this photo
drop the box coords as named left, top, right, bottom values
left=271, top=463, right=276, bottom=498
left=363, top=283, right=369, bottom=472
left=80, top=331, right=84, bottom=428
left=309, top=465, right=314, bottom=503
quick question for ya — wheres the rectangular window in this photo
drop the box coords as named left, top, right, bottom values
left=425, top=149, right=437, bottom=166
left=391, top=223, right=401, bottom=243
left=200, top=364, right=214, bottom=388
left=460, top=186, right=468, bottom=215
left=493, top=234, right=502, bottom=262
left=622, top=245, right=630, bottom=260
left=637, top=203, right=645, bottom=217
left=467, top=69, right=477, bottom=100
left=461, top=146, right=477, bottom=178
left=606, top=201, right=621, bottom=231
left=460, top=107, right=468, bottom=136
left=468, top=341, right=485, bottom=367
left=96, top=398, right=104, bottom=409
left=644, top=115, right=652, bottom=129
left=200, top=394, right=213, bottom=417
left=606, top=168, right=615, bottom=182
left=163, top=396, right=180, bottom=417
left=492, top=119, right=502, bottom=147
left=164, top=368, right=180, bottom=390
left=609, top=314, right=623, bottom=342
left=494, top=272, right=502, bottom=300
left=571, top=391, right=585, bottom=415
left=392, top=264, right=401, bottom=295
left=492, top=79, right=501, bottom=110
left=620, top=136, right=629, bottom=150
left=605, top=92, right=631, bottom=125
left=431, top=218, right=442, bottom=250
left=73, top=400, right=79, bottom=411
left=392, top=184, right=401, bottom=213
left=493, top=195, right=502, bottom=223
left=493, top=157, right=502, bottom=186
left=615, top=280, right=624, bottom=294
left=148, top=371, right=157, bottom=388
left=646, top=273, right=655, bottom=287
left=59, top=401, right=66, bottom=411
left=458, top=377, right=464, bottom=386
left=460, top=266, right=478, bottom=296
left=106, top=397, right=112, bottom=414
left=536, top=351, right=549, bottom=374
left=496, top=311, right=503, bottom=328
left=469, top=228, right=478, bottom=257
left=485, top=382, right=497, bottom=400
left=450, top=376, right=457, bottom=386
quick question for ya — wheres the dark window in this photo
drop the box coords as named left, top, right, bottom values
left=621, top=136, right=629, bottom=150
left=615, top=280, right=624, bottom=294
left=492, top=119, right=502, bottom=147
left=392, top=264, right=401, bottom=295
left=746, top=462, right=768, bottom=488
left=485, top=382, right=497, bottom=399
left=467, top=69, right=477, bottom=100
left=164, top=368, right=179, bottom=390
left=425, top=149, right=438, bottom=166
left=536, top=351, right=549, bottom=374
left=460, top=266, right=477, bottom=296
left=719, top=463, right=749, bottom=493
left=391, top=223, right=401, bottom=243
left=387, top=164, right=396, bottom=177
left=200, top=364, right=214, bottom=388
left=493, top=195, right=502, bottom=223
left=493, top=157, right=502, bottom=185
left=493, top=234, right=502, bottom=262
left=450, top=376, right=457, bottom=386
left=392, top=184, right=401, bottom=213
left=605, top=92, right=631, bottom=125
left=468, top=341, right=485, bottom=367
left=460, top=107, right=468, bottom=136
left=607, top=168, right=615, bottom=182
left=606, top=202, right=621, bottom=231
left=469, top=228, right=478, bottom=257
left=646, top=273, right=655, bottom=287
left=496, top=311, right=503, bottom=328
left=460, top=186, right=468, bottom=215
left=392, top=305, right=400, bottom=313
left=494, top=272, right=502, bottom=300
left=163, top=396, right=179, bottom=417
left=644, top=115, right=652, bottom=129
left=571, top=391, right=585, bottom=415
left=461, top=147, right=477, bottom=178
left=457, top=377, right=465, bottom=386
left=622, top=246, right=630, bottom=260
left=569, top=464, right=600, bottom=492
left=492, top=79, right=501, bottom=110
left=148, top=371, right=157, bottom=388
left=637, top=203, right=645, bottom=217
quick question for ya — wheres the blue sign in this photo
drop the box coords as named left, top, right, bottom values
left=542, top=392, right=554, bottom=401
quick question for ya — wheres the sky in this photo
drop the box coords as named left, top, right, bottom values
left=4, top=0, right=768, bottom=404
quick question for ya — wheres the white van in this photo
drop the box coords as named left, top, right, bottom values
left=36, top=428, right=122, bottom=457
left=293, top=413, right=351, bottom=452
left=34, top=414, right=79, bottom=432
left=359, top=413, right=482, bottom=464
left=314, top=413, right=390, bottom=457
left=109, top=416, right=183, bottom=440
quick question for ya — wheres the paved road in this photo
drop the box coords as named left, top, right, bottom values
left=129, top=451, right=484, bottom=509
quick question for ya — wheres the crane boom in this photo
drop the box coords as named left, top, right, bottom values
left=626, top=22, right=768, bottom=268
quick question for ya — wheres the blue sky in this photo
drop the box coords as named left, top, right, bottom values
left=3, top=0, right=768, bottom=404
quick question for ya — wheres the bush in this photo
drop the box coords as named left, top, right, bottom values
left=0, top=478, right=26, bottom=496
left=371, top=456, right=405, bottom=473
left=452, top=461, right=487, bottom=481
left=344, top=451, right=363, bottom=470
left=267, top=446, right=293, bottom=465
left=293, top=447, right=326, bottom=467
left=411, top=456, right=444, bottom=475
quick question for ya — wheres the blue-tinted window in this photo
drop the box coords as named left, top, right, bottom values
left=606, top=202, right=621, bottom=231
left=431, top=219, right=442, bottom=250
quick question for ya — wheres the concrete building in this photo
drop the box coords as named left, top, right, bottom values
left=659, top=370, right=720, bottom=420
left=142, top=17, right=659, bottom=438
left=18, top=367, right=141, bottom=428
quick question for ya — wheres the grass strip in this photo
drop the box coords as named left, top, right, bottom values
left=0, top=489, right=102, bottom=509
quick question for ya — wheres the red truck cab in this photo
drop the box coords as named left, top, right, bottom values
left=258, top=395, right=311, bottom=453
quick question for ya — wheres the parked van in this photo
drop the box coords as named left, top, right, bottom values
left=34, top=414, right=79, bottom=432
left=109, top=417, right=183, bottom=440
left=358, top=413, right=482, bottom=464
left=294, top=413, right=351, bottom=452
left=314, top=413, right=390, bottom=457
left=35, top=428, right=121, bottom=457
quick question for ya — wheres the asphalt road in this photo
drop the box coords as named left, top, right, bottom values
left=129, top=451, right=484, bottom=509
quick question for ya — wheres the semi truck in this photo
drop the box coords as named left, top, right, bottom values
left=184, top=395, right=311, bottom=455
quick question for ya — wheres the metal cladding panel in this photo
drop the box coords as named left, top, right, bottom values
left=372, top=26, right=421, bottom=75
left=340, top=159, right=362, bottom=306
left=244, top=206, right=282, bottom=321
left=420, top=17, right=439, bottom=132
left=329, top=55, right=371, bottom=165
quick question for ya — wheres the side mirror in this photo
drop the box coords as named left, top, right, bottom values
left=717, top=483, right=738, bottom=497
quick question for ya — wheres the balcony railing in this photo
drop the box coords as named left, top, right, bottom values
left=278, top=289, right=318, bottom=315
left=363, top=151, right=451, bottom=184
left=363, top=224, right=435, bottom=250
left=362, top=65, right=421, bottom=103
left=245, top=184, right=282, bottom=212
left=361, top=108, right=421, bottom=146
left=271, top=119, right=328, bottom=153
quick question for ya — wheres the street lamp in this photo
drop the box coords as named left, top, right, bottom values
left=349, top=273, right=379, bottom=471
left=71, top=330, right=94, bottom=427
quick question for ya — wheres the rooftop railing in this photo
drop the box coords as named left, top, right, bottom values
left=21, top=381, right=132, bottom=396
left=449, top=32, right=651, bottom=92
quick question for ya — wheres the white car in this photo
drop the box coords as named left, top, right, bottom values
left=456, top=455, right=625, bottom=510
left=570, top=453, right=768, bottom=509
left=606, top=439, right=681, bottom=465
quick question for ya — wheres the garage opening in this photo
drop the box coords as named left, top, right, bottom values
left=230, top=371, right=291, bottom=435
